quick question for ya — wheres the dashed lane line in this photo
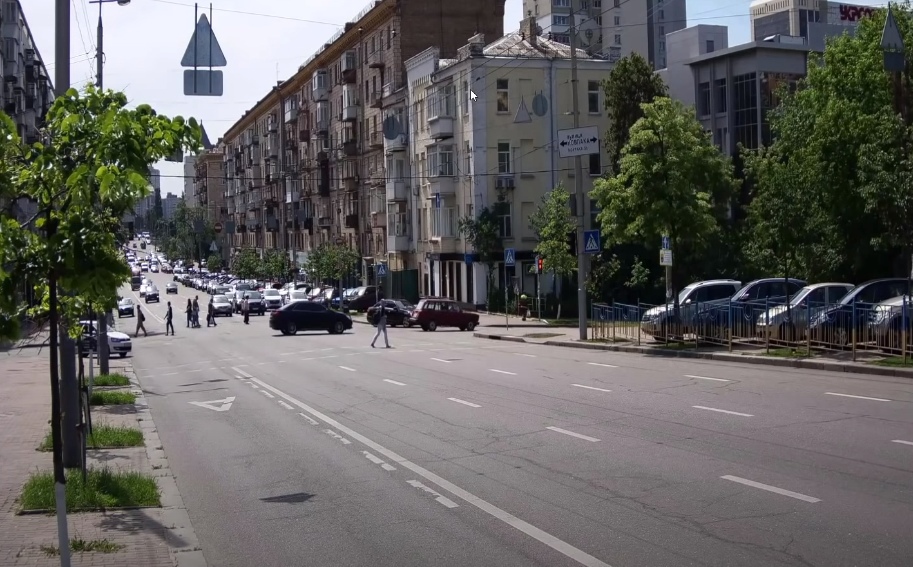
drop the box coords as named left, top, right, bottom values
left=692, top=405, right=753, bottom=417
left=891, top=439, right=913, bottom=446
left=383, top=379, right=406, bottom=386
left=259, top=390, right=275, bottom=399
left=338, top=366, right=356, bottom=372
left=407, top=480, right=459, bottom=509
left=363, top=451, right=397, bottom=471
left=325, top=429, right=352, bottom=445
left=685, top=374, right=731, bottom=382
left=825, top=392, right=891, bottom=402
left=490, top=369, right=516, bottom=375
left=587, top=362, right=617, bottom=368
left=546, top=426, right=600, bottom=443
left=277, top=401, right=294, bottom=410
left=447, top=398, right=481, bottom=408
left=721, top=475, right=820, bottom=503
left=572, top=384, right=612, bottom=393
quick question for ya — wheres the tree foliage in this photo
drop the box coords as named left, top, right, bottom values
left=261, top=249, right=289, bottom=282
left=158, top=201, right=215, bottom=263
left=206, top=253, right=223, bottom=273
left=530, top=184, right=577, bottom=278
left=458, top=196, right=508, bottom=306
left=231, top=248, right=262, bottom=280
left=305, top=243, right=360, bottom=284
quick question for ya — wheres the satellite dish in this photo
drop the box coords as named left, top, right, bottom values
left=382, top=115, right=402, bottom=139
left=576, top=18, right=601, bottom=52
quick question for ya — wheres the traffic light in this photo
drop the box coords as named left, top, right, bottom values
left=536, top=256, right=543, bottom=273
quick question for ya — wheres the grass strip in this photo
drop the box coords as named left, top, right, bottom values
left=20, top=467, right=160, bottom=512
left=41, top=538, right=125, bottom=555
left=92, top=373, right=130, bottom=387
left=89, top=390, right=135, bottom=406
left=38, top=423, right=144, bottom=451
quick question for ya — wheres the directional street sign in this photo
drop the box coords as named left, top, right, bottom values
left=661, top=235, right=671, bottom=250
left=209, top=240, right=218, bottom=253
left=188, top=396, right=235, bottom=412
left=504, top=248, right=516, bottom=266
left=557, top=126, right=600, bottom=158
left=583, top=230, right=601, bottom=254
left=376, top=263, right=387, bottom=277
left=182, top=12, right=227, bottom=96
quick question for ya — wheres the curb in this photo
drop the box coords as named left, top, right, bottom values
left=125, top=366, right=208, bottom=567
left=472, top=332, right=913, bottom=379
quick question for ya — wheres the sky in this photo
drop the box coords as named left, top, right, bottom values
left=26, top=0, right=884, bottom=199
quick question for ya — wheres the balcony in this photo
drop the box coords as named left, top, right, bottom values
left=302, top=218, right=314, bottom=232
left=247, top=201, right=259, bottom=211
left=318, top=217, right=332, bottom=228
left=428, top=173, right=456, bottom=196
left=311, top=69, right=328, bottom=101
left=371, top=212, right=386, bottom=228
left=384, top=133, right=407, bottom=153
left=344, top=213, right=359, bottom=229
left=299, top=128, right=310, bottom=141
left=284, top=107, right=297, bottom=124
left=369, top=91, right=383, bottom=108
left=388, top=234, right=409, bottom=252
left=386, top=179, right=407, bottom=201
left=428, top=115, right=454, bottom=139
left=370, top=167, right=385, bottom=186
left=342, top=104, right=358, bottom=122
left=369, top=131, right=383, bottom=150
left=341, top=51, right=357, bottom=83
left=342, top=140, right=358, bottom=157
left=367, top=50, right=385, bottom=68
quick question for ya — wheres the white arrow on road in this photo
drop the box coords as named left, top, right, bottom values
left=188, top=396, right=235, bottom=412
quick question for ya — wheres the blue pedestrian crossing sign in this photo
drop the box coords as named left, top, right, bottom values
left=376, top=263, right=388, bottom=277
left=583, top=230, right=601, bottom=254
left=661, top=235, right=671, bottom=250
left=504, top=248, right=516, bottom=266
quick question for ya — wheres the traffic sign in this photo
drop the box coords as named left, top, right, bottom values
left=464, top=253, right=474, bottom=265
left=557, top=126, right=600, bottom=158
left=376, top=263, right=387, bottom=277
left=504, top=248, right=515, bottom=266
left=660, top=249, right=673, bottom=266
left=583, top=230, right=601, bottom=254
left=209, top=240, right=218, bottom=253
left=184, top=70, right=223, bottom=96
left=661, top=235, right=670, bottom=250
left=213, top=222, right=223, bottom=234
left=181, top=14, right=226, bottom=67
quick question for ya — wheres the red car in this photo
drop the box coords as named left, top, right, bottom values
left=408, top=298, right=479, bottom=331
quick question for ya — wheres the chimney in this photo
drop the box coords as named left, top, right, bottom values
left=523, top=12, right=537, bottom=45
left=467, top=33, right=485, bottom=57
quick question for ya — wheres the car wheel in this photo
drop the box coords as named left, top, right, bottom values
left=404, top=321, right=412, bottom=328
left=331, top=321, right=345, bottom=334
left=286, top=322, right=297, bottom=335
left=466, top=321, right=477, bottom=331
left=428, top=321, right=437, bottom=332
left=119, top=353, right=127, bottom=358
left=421, top=325, right=428, bottom=332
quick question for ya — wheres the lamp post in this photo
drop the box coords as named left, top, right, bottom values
left=89, top=0, right=130, bottom=89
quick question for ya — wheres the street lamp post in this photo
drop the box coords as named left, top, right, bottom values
left=89, top=0, right=130, bottom=89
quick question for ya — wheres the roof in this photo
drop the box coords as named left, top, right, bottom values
left=481, top=31, right=599, bottom=60
left=685, top=39, right=811, bottom=65
left=200, top=122, right=213, bottom=150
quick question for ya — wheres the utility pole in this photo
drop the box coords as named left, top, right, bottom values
left=568, top=0, right=588, bottom=341
left=93, top=0, right=111, bottom=373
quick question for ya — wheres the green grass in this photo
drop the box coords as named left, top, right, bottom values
left=872, top=356, right=913, bottom=367
left=38, top=423, right=144, bottom=452
left=41, top=538, right=125, bottom=555
left=89, top=391, right=136, bottom=406
left=19, top=467, right=160, bottom=512
left=764, top=347, right=814, bottom=358
left=92, top=373, right=130, bottom=387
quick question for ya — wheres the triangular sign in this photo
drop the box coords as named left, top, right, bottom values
left=181, top=14, right=227, bottom=67
left=210, top=240, right=218, bottom=252
left=514, top=97, right=532, bottom=123
left=585, top=233, right=600, bottom=252
left=505, top=249, right=515, bottom=264
left=188, top=396, right=234, bottom=412
left=881, top=8, right=904, bottom=51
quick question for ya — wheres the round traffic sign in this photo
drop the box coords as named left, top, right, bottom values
left=213, top=222, right=223, bottom=234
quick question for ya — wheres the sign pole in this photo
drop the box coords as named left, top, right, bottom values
left=569, top=0, right=588, bottom=341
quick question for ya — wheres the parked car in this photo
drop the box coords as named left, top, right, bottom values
left=867, top=295, right=912, bottom=352
left=696, top=278, right=807, bottom=340
left=165, top=282, right=178, bottom=294
left=211, top=294, right=233, bottom=317
left=366, top=299, right=414, bottom=327
left=269, top=301, right=353, bottom=335
left=262, top=288, right=283, bottom=311
left=145, top=285, right=160, bottom=303
left=757, top=282, right=854, bottom=342
left=79, top=320, right=132, bottom=358
left=117, top=297, right=136, bottom=318
left=640, top=279, right=742, bottom=340
left=345, top=286, right=379, bottom=312
left=287, top=290, right=309, bottom=303
left=808, top=278, right=909, bottom=347
left=408, top=298, right=479, bottom=331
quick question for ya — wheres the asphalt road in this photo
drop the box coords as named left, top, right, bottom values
left=123, top=259, right=913, bottom=567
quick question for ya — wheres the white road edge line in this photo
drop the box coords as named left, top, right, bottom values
left=587, top=362, right=617, bottom=368
left=685, top=374, right=730, bottom=382
left=825, top=392, right=891, bottom=402
left=490, top=369, right=517, bottom=375
left=277, top=401, right=294, bottom=410
left=721, top=475, right=820, bottom=503
left=546, top=426, right=601, bottom=443
left=891, top=439, right=913, bottom=446
left=383, top=379, right=406, bottom=386
left=232, top=367, right=253, bottom=378
left=325, top=429, right=352, bottom=445
left=572, top=384, right=612, bottom=393
left=339, top=366, right=356, bottom=372
left=447, top=398, right=481, bottom=408
left=515, top=353, right=536, bottom=357
left=407, top=480, right=459, bottom=509
left=247, top=375, right=613, bottom=567
left=692, top=405, right=753, bottom=417
left=430, top=358, right=451, bottom=363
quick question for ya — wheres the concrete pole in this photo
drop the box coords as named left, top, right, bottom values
left=93, top=0, right=111, bottom=373
left=568, top=0, right=588, bottom=341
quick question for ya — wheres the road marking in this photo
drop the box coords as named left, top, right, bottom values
left=279, top=352, right=296, bottom=356
left=247, top=374, right=614, bottom=567
left=187, top=369, right=202, bottom=373
left=246, top=382, right=258, bottom=388
left=259, top=390, right=275, bottom=399
left=407, top=480, right=459, bottom=509
left=448, top=398, right=481, bottom=408
left=161, top=372, right=178, bottom=376
left=338, top=366, right=356, bottom=372
left=490, top=369, right=516, bottom=375
left=257, top=362, right=268, bottom=366
left=298, top=412, right=319, bottom=426
left=188, top=396, right=234, bottom=412
left=686, top=374, right=730, bottom=382
left=825, top=392, right=890, bottom=402
left=891, top=439, right=913, bottom=446
left=325, top=429, right=352, bottom=445
left=587, top=362, right=617, bottom=368
left=233, top=367, right=253, bottom=378
left=277, top=401, right=294, bottom=410
left=692, top=406, right=753, bottom=417
left=383, top=379, right=406, bottom=386
left=515, top=353, right=536, bottom=357
left=546, top=426, right=600, bottom=442
left=721, top=475, right=820, bottom=503
left=572, top=384, right=612, bottom=393
left=363, top=451, right=396, bottom=470
left=430, top=358, right=450, bottom=363
left=409, top=349, right=425, bottom=353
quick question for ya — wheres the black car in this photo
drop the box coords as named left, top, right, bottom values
left=808, top=278, right=908, bottom=347
left=697, top=277, right=807, bottom=340
left=345, top=286, right=379, bottom=312
left=270, top=301, right=352, bottom=335
left=366, top=299, right=414, bottom=327
left=145, top=286, right=160, bottom=303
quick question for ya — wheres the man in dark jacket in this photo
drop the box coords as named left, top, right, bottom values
left=207, top=297, right=217, bottom=327
left=165, top=301, right=175, bottom=335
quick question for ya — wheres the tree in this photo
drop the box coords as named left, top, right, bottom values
left=160, top=201, right=215, bottom=264
left=231, top=248, right=262, bottom=280
left=591, top=97, right=736, bottom=309
left=206, top=253, right=223, bottom=273
left=530, top=185, right=577, bottom=318
left=261, top=249, right=288, bottom=282
left=458, top=198, right=506, bottom=308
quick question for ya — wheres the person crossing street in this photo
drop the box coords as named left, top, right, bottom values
left=371, top=302, right=391, bottom=348
left=135, top=305, right=147, bottom=337
left=165, top=301, right=175, bottom=336
left=207, top=297, right=217, bottom=327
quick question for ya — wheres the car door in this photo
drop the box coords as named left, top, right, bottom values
left=307, top=302, right=331, bottom=328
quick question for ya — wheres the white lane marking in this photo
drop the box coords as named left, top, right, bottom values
left=248, top=375, right=613, bottom=567
left=587, top=362, right=617, bottom=368
left=825, top=392, right=891, bottom=402
left=259, top=390, right=275, bottom=398
left=325, top=429, right=352, bottom=445
left=490, top=369, right=517, bottom=375
left=319, top=348, right=334, bottom=351
left=257, top=362, right=268, bottom=366
left=572, top=384, right=612, bottom=393
left=546, top=426, right=600, bottom=443
left=338, top=366, right=356, bottom=372
left=277, top=401, right=294, bottom=410
left=448, top=398, right=481, bottom=408
left=363, top=450, right=395, bottom=470
left=407, top=480, right=459, bottom=509
left=409, top=349, right=425, bottom=353
left=233, top=367, right=253, bottom=379
left=891, top=439, right=913, bottom=446
left=430, top=358, right=451, bottom=363
left=515, top=353, right=536, bottom=357
left=692, top=405, right=753, bottom=417
left=721, top=475, right=820, bottom=503
left=381, top=463, right=396, bottom=471
left=246, top=382, right=259, bottom=388
left=383, top=379, right=406, bottom=386
left=298, top=412, right=319, bottom=426
left=187, top=369, right=202, bottom=373
left=161, top=372, right=178, bottom=376
left=685, top=374, right=730, bottom=382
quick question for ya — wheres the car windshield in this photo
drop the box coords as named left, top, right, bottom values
left=290, top=291, right=308, bottom=300
left=677, top=284, right=699, bottom=304
left=245, top=291, right=262, bottom=299
left=213, top=295, right=228, bottom=303
left=394, top=300, right=413, bottom=309
left=263, top=290, right=280, bottom=297
left=236, top=283, right=252, bottom=291
left=119, top=298, right=133, bottom=306
left=788, top=286, right=816, bottom=306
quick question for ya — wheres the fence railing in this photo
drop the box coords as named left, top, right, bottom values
left=590, top=297, right=913, bottom=361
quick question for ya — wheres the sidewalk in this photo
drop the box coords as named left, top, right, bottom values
left=0, top=348, right=204, bottom=566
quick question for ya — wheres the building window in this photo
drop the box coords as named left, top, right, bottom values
left=697, top=82, right=711, bottom=116
left=432, top=207, right=456, bottom=238
left=499, top=203, right=512, bottom=238
left=733, top=72, right=759, bottom=150
left=714, top=78, right=727, bottom=113
left=588, top=151, right=601, bottom=175
left=595, top=16, right=602, bottom=25
left=706, top=39, right=715, bottom=53
left=462, top=79, right=469, bottom=115
left=659, top=9, right=664, bottom=19
left=552, top=15, right=569, bottom=26
left=613, top=0, right=619, bottom=7
left=614, top=34, right=622, bottom=45
left=613, top=15, right=620, bottom=26
left=594, top=0, right=601, bottom=6
left=581, top=81, right=600, bottom=116
left=659, top=25, right=664, bottom=35
left=659, top=40, right=665, bottom=52
left=496, top=78, right=509, bottom=113
left=553, top=33, right=569, bottom=43
left=497, top=142, right=511, bottom=173
left=429, top=144, right=454, bottom=176
left=553, top=0, right=570, bottom=6
left=428, top=85, right=455, bottom=118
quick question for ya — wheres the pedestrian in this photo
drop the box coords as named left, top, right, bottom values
left=371, top=302, right=390, bottom=348
left=135, top=305, right=147, bottom=337
left=192, top=296, right=200, bottom=328
left=165, top=301, right=175, bottom=336
left=185, top=298, right=192, bottom=328
left=207, top=297, right=217, bottom=327
left=242, top=294, right=250, bottom=324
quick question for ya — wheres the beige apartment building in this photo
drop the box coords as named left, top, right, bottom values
left=193, top=150, right=226, bottom=224
left=403, top=17, right=614, bottom=303
left=218, top=0, right=506, bottom=279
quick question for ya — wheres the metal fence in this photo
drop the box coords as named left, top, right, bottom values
left=590, top=297, right=913, bottom=361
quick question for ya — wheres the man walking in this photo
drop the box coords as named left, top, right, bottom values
left=165, top=301, right=175, bottom=336
left=371, top=302, right=390, bottom=348
left=192, top=296, right=200, bottom=328
left=242, top=294, right=250, bottom=325
left=135, top=305, right=147, bottom=337
left=207, top=297, right=217, bottom=327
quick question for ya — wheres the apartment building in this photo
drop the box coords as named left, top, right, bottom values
left=193, top=150, right=226, bottom=225
left=162, top=192, right=180, bottom=221
left=750, top=0, right=875, bottom=41
left=219, top=0, right=506, bottom=274
left=521, top=0, right=687, bottom=68
left=404, top=18, right=615, bottom=303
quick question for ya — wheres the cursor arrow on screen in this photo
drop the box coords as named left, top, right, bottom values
left=469, top=90, right=477, bottom=101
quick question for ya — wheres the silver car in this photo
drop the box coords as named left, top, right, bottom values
left=211, top=294, right=233, bottom=317
left=756, top=282, right=853, bottom=341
